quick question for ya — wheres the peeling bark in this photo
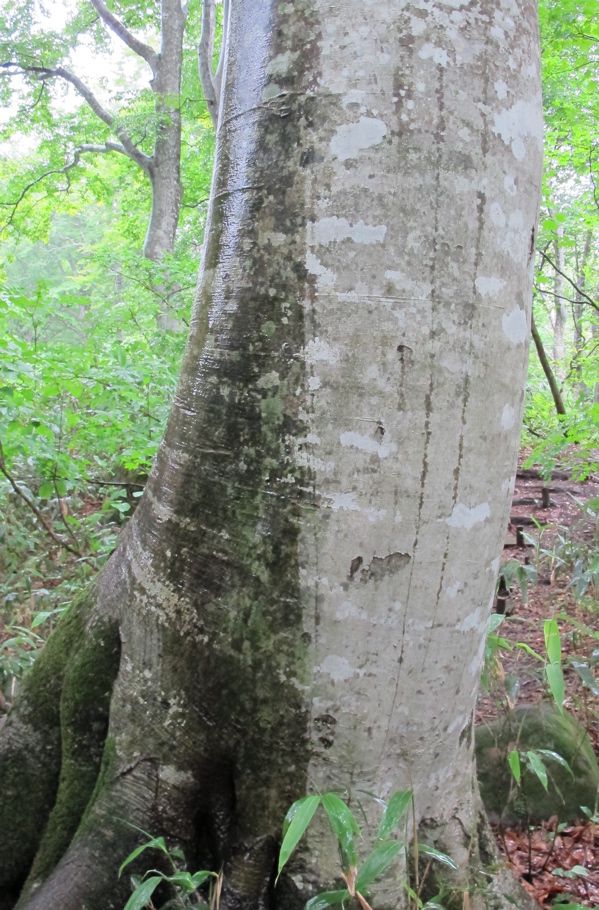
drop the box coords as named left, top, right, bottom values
left=0, top=2, right=543, bottom=908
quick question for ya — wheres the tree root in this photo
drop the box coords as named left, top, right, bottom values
left=0, top=588, right=121, bottom=908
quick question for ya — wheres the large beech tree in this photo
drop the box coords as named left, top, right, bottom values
left=0, top=1, right=543, bottom=908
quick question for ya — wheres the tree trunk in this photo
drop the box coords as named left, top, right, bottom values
left=143, top=0, right=187, bottom=263
left=551, top=226, right=568, bottom=380
left=0, top=2, right=543, bottom=909
left=573, top=229, right=594, bottom=398
left=143, top=0, right=187, bottom=332
left=531, top=308, right=567, bottom=416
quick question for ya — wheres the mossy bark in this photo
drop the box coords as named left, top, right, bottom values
left=0, top=595, right=123, bottom=910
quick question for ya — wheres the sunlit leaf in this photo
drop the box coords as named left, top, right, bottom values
left=545, top=662, right=565, bottom=709
left=305, top=890, right=349, bottom=909
left=417, top=844, right=457, bottom=870
left=526, top=750, right=549, bottom=791
left=321, top=792, right=360, bottom=870
left=544, top=619, right=561, bottom=665
left=277, top=795, right=321, bottom=880
left=377, top=790, right=412, bottom=840
left=122, top=875, right=163, bottom=910
left=356, top=840, right=403, bottom=891
left=118, top=837, right=168, bottom=877
left=508, top=749, right=521, bottom=785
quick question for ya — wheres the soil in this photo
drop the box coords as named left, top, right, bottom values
left=476, top=464, right=599, bottom=909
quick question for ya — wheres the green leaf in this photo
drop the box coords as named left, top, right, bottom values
left=321, top=792, right=360, bottom=870
left=38, top=480, right=53, bottom=498
left=164, top=871, right=196, bottom=892
left=545, top=662, right=565, bottom=709
left=356, top=840, right=403, bottom=891
left=31, top=611, right=54, bottom=628
left=190, top=870, right=216, bottom=888
left=487, top=614, right=505, bottom=634
left=305, top=890, right=349, bottom=909
left=119, top=837, right=168, bottom=877
left=536, top=749, right=573, bottom=778
left=544, top=619, right=562, bottom=665
left=569, top=659, right=599, bottom=696
left=514, top=641, right=544, bottom=662
left=277, top=794, right=321, bottom=880
left=123, top=875, right=163, bottom=910
left=377, top=789, right=412, bottom=840
left=508, top=749, right=521, bottom=785
left=553, top=865, right=589, bottom=879
left=417, top=844, right=458, bottom=870
left=526, top=751, right=548, bottom=791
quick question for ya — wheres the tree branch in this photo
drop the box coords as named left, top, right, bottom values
left=534, top=285, right=590, bottom=308
left=538, top=248, right=598, bottom=311
left=1, top=144, right=133, bottom=231
left=88, top=0, right=158, bottom=72
left=79, top=140, right=129, bottom=157
left=0, top=62, right=153, bottom=173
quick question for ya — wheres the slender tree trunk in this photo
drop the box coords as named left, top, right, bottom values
left=573, top=230, right=593, bottom=397
left=551, top=223, right=568, bottom=378
left=143, top=0, right=187, bottom=263
left=532, top=308, right=567, bottom=416
left=0, top=2, right=543, bottom=909
left=143, top=0, right=188, bottom=332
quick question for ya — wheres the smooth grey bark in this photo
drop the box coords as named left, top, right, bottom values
left=198, top=0, right=229, bottom=129
left=142, top=0, right=187, bottom=262
left=0, top=2, right=543, bottom=909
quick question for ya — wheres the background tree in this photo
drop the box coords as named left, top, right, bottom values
left=0, top=2, right=543, bottom=909
left=0, top=0, right=227, bottom=260
left=525, top=0, right=598, bottom=475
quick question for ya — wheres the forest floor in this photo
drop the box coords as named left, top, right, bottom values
left=0, top=460, right=597, bottom=908
left=476, top=465, right=599, bottom=909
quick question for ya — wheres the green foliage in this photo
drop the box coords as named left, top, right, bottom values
left=525, top=501, right=599, bottom=603
left=278, top=789, right=454, bottom=909
left=523, top=0, right=598, bottom=479
left=497, top=559, right=538, bottom=604
left=482, top=613, right=567, bottom=712
left=119, top=829, right=220, bottom=910
left=0, top=3, right=218, bottom=671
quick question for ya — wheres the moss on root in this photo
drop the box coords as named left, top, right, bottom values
left=0, top=587, right=120, bottom=901
left=0, top=589, right=96, bottom=890
left=21, top=618, right=121, bottom=891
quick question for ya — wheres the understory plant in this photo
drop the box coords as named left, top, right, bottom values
left=119, top=829, right=222, bottom=910
left=119, top=792, right=456, bottom=910
left=277, top=789, right=456, bottom=910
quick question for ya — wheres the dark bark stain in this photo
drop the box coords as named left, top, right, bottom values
left=348, top=555, right=363, bottom=580
left=359, top=551, right=411, bottom=583
left=314, top=712, right=337, bottom=749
